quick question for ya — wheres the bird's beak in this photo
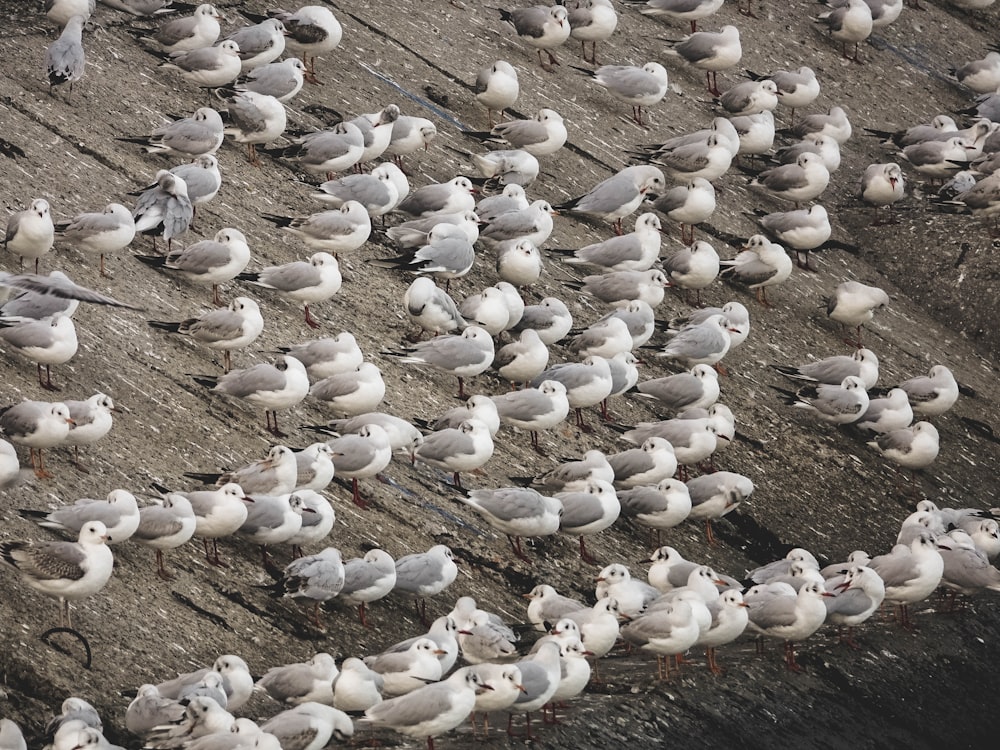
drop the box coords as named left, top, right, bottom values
left=516, top=682, right=527, bottom=693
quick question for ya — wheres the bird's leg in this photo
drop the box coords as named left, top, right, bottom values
left=707, top=647, right=723, bottom=675
left=705, top=519, right=717, bottom=545
left=614, top=218, right=623, bottom=236
left=156, top=550, right=174, bottom=580
left=784, top=641, right=802, bottom=671
left=31, top=448, right=53, bottom=479
left=358, top=602, right=369, bottom=627
left=39, top=364, right=60, bottom=392
left=304, top=304, right=321, bottom=329
left=224, top=350, right=231, bottom=374
left=451, top=472, right=463, bottom=489
left=212, top=284, right=223, bottom=307
left=507, top=534, right=531, bottom=562
left=575, top=408, right=594, bottom=434
left=351, top=478, right=368, bottom=509
left=546, top=50, right=560, bottom=69
left=456, top=377, right=467, bottom=399
left=71, top=446, right=90, bottom=474
left=578, top=537, right=599, bottom=565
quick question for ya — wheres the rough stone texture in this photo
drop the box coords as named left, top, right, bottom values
left=1, top=1, right=999, bottom=748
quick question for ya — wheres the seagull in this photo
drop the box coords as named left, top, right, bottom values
left=756, top=204, right=831, bottom=269
left=262, top=203, right=371, bottom=256
left=310, top=163, right=402, bottom=219
left=868, top=533, right=944, bottom=628
left=395, top=177, right=478, bottom=218
left=260, top=703, right=352, bottom=749
left=0, top=521, right=112, bottom=628
left=717, top=79, right=778, bottom=116
left=4, top=199, right=54, bottom=273
left=618, top=479, right=692, bottom=547
left=491, top=379, right=570, bottom=452
left=459, top=487, right=562, bottom=561
left=557, top=478, right=621, bottom=563
left=773, top=375, right=870, bottom=425
left=608, top=437, right=678, bottom=489
left=256, top=652, right=339, bottom=706
left=192, top=354, right=310, bottom=437
left=159, top=39, right=243, bottom=89
left=868, top=421, right=940, bottom=474
left=393, top=545, right=459, bottom=625
left=220, top=90, right=288, bottom=165
left=45, top=0, right=94, bottom=27
left=471, top=149, right=540, bottom=187
left=771, top=347, right=880, bottom=389
left=148, top=296, right=263, bottom=373
left=649, top=177, right=715, bottom=243
left=474, top=60, right=519, bottom=127
left=0, top=313, right=78, bottom=391
left=310, top=362, right=386, bottom=417
left=576, top=269, right=669, bottom=307
left=747, top=66, right=820, bottom=122
left=266, top=6, right=342, bottom=81
left=60, top=393, right=120, bottom=470
left=325, top=423, right=392, bottom=508
left=0, top=400, right=74, bottom=478
left=132, top=170, right=193, bottom=251
left=136, top=3, right=222, bottom=52
left=746, top=581, right=833, bottom=670
left=279, top=548, right=345, bottom=626
left=271, top=122, right=365, bottom=177
left=530, top=356, right=614, bottom=431
left=45, top=14, right=86, bottom=98
left=686, top=471, right=753, bottom=544
left=132, top=494, right=196, bottom=579
left=277, top=333, right=363, bottom=380
left=117, top=107, right=224, bottom=157
left=387, top=326, right=495, bottom=399
left=239, top=252, right=342, bottom=329
left=413, top=419, right=495, bottom=488
left=576, top=62, right=668, bottom=126
left=226, top=57, right=306, bottom=102
left=825, top=280, right=889, bottom=345
left=656, top=313, right=735, bottom=368
left=749, top=152, right=830, bottom=206
left=815, top=0, right=873, bottom=63
left=166, top=483, right=253, bottom=567
left=555, top=165, right=666, bottom=234
left=719, top=234, right=793, bottom=307
left=19, top=488, right=137, bottom=544
left=567, top=0, right=618, bottom=64
left=663, top=239, right=720, bottom=305
left=855, top=388, right=913, bottom=433
left=554, top=212, right=662, bottom=271
left=859, top=162, right=905, bottom=225
left=664, top=24, right=741, bottom=96
left=387, top=117, right=437, bottom=169
left=824, top=565, right=885, bottom=646
left=55, top=203, right=135, bottom=278
left=136, top=227, right=250, bottom=307
left=222, top=18, right=286, bottom=73
left=634, top=363, right=719, bottom=413
left=466, top=108, right=567, bottom=156
left=629, top=0, right=724, bottom=32
left=498, top=4, right=571, bottom=70
left=340, top=549, right=397, bottom=626
left=897, top=365, right=959, bottom=417
left=185, top=445, right=298, bottom=496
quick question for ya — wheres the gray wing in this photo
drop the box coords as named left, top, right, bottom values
left=227, top=95, right=268, bottom=136
left=0, top=272, right=142, bottom=309
left=600, top=67, right=664, bottom=99
left=295, top=211, right=358, bottom=239
left=61, top=211, right=121, bottom=240
left=227, top=24, right=279, bottom=57
left=618, top=487, right=668, bottom=515
left=466, top=489, right=548, bottom=522
left=676, top=33, right=722, bottom=63
left=656, top=142, right=711, bottom=173
left=184, top=309, right=247, bottom=342
left=609, top=450, right=653, bottom=479
left=410, top=338, right=486, bottom=369
left=258, top=262, right=320, bottom=292
left=492, top=389, right=548, bottom=421
left=798, top=356, right=857, bottom=383
left=166, top=242, right=230, bottom=274
left=257, top=664, right=315, bottom=698
left=366, top=683, right=454, bottom=728
left=0, top=403, right=44, bottom=440
left=160, top=119, right=218, bottom=154
left=49, top=501, right=122, bottom=531
left=898, top=376, right=938, bottom=403
left=394, top=553, right=443, bottom=592
left=726, top=256, right=778, bottom=285
left=135, top=506, right=186, bottom=539
left=6, top=540, right=87, bottom=581
left=638, top=375, right=700, bottom=405
left=311, top=373, right=363, bottom=401
left=759, top=164, right=809, bottom=191
left=493, top=119, right=548, bottom=148
left=825, top=588, right=874, bottom=618
left=875, top=429, right=915, bottom=453
left=748, top=594, right=799, bottom=628
left=558, top=494, right=605, bottom=529
left=510, top=7, right=550, bottom=38
left=810, top=386, right=864, bottom=418
left=241, top=499, right=288, bottom=533
left=169, top=47, right=227, bottom=73
left=869, top=552, right=918, bottom=586
left=342, top=559, right=382, bottom=595
left=216, top=364, right=286, bottom=397
left=576, top=175, right=639, bottom=214
left=664, top=325, right=727, bottom=359
left=0, top=319, right=58, bottom=349
left=416, top=430, right=473, bottom=463
left=154, top=15, right=199, bottom=47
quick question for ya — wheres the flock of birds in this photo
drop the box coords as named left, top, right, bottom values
left=3, top=0, right=1000, bottom=748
